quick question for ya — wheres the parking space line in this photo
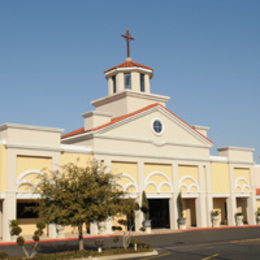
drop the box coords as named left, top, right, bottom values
left=140, top=252, right=171, bottom=260
left=201, top=253, right=219, bottom=260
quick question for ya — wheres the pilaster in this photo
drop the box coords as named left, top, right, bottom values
left=227, top=164, right=236, bottom=226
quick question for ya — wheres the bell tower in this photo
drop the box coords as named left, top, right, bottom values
left=82, top=30, right=170, bottom=130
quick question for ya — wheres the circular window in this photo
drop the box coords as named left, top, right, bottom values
left=152, top=119, right=164, bottom=135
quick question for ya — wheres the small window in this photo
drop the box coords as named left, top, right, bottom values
left=112, top=75, right=116, bottom=93
left=124, top=73, right=131, bottom=89
left=17, top=202, right=39, bottom=219
left=153, top=120, right=162, bottom=133
left=140, top=74, right=145, bottom=92
left=152, top=119, right=164, bottom=135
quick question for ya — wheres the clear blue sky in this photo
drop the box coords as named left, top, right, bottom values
left=0, top=1, right=259, bottom=162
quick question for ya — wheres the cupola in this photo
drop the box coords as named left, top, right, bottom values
left=104, top=57, right=153, bottom=95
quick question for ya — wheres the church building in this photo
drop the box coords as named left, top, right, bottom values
left=0, top=30, right=260, bottom=241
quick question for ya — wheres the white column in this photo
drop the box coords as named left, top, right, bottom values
left=170, top=162, right=178, bottom=230
left=205, top=163, right=213, bottom=227
left=3, top=149, right=17, bottom=241
left=108, top=77, right=113, bottom=95
left=227, top=164, right=236, bottom=226
left=248, top=165, right=256, bottom=225
left=144, top=74, right=150, bottom=94
left=196, top=165, right=207, bottom=227
left=116, top=72, right=124, bottom=92
left=136, top=161, right=144, bottom=231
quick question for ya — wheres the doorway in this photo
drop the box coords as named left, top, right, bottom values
left=148, top=199, right=170, bottom=229
left=184, top=198, right=196, bottom=227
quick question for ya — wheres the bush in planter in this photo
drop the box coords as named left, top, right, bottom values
left=141, top=191, right=150, bottom=221
left=211, top=210, right=219, bottom=217
left=177, top=192, right=186, bottom=228
left=255, top=207, right=260, bottom=216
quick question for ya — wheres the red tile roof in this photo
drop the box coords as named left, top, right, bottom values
left=256, top=189, right=260, bottom=196
left=61, top=103, right=213, bottom=144
left=104, top=60, right=153, bottom=73
left=61, top=127, right=85, bottom=139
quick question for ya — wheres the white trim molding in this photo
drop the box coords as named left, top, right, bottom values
left=235, top=177, right=251, bottom=193
left=179, top=176, right=200, bottom=193
left=145, top=171, right=173, bottom=193
left=115, top=173, right=139, bottom=193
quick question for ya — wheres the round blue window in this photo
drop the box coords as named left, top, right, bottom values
left=153, top=120, right=162, bottom=134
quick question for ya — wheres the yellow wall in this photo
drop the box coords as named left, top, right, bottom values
left=211, top=163, right=230, bottom=194
left=178, top=165, right=198, bottom=193
left=111, top=161, right=138, bottom=193
left=256, top=200, right=260, bottom=209
left=60, top=153, right=93, bottom=168
left=0, top=144, right=6, bottom=193
left=18, top=218, right=48, bottom=236
left=17, top=156, right=52, bottom=192
left=144, top=163, right=172, bottom=193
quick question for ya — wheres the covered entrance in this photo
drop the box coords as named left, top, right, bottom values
left=148, top=199, right=170, bottom=229
left=184, top=198, right=196, bottom=227
left=236, top=197, right=248, bottom=224
left=213, top=198, right=228, bottom=225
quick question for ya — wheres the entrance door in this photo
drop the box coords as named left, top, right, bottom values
left=148, top=199, right=170, bottom=229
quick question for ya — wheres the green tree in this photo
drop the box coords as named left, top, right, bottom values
left=36, top=161, right=127, bottom=251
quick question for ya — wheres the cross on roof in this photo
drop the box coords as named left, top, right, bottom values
left=121, top=29, right=135, bottom=58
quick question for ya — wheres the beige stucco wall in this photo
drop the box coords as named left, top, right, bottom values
left=1, top=125, right=62, bottom=149
left=211, top=163, right=230, bottom=194
left=0, top=144, right=6, bottom=193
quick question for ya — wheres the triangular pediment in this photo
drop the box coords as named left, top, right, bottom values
left=94, top=104, right=213, bottom=148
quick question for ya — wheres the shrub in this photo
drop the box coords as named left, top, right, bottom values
left=36, top=221, right=46, bottom=230
left=113, top=236, right=119, bottom=243
left=139, top=227, right=146, bottom=232
left=11, top=226, right=22, bottom=236
left=129, top=238, right=150, bottom=249
left=0, top=251, right=8, bottom=259
left=16, top=236, right=25, bottom=246
left=112, top=226, right=122, bottom=231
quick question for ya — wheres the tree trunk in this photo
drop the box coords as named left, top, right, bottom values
left=78, top=224, right=84, bottom=251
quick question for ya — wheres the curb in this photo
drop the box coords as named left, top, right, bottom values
left=75, top=250, right=158, bottom=260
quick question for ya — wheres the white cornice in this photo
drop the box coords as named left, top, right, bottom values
left=0, top=123, right=64, bottom=133
left=91, top=90, right=170, bottom=108
left=5, top=143, right=63, bottom=152
left=60, top=144, right=92, bottom=154
left=104, top=67, right=153, bottom=79
left=210, top=156, right=228, bottom=162
left=81, top=110, right=113, bottom=119
left=217, top=146, right=255, bottom=152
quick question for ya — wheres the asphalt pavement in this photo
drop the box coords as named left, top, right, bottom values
left=1, top=226, right=260, bottom=259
